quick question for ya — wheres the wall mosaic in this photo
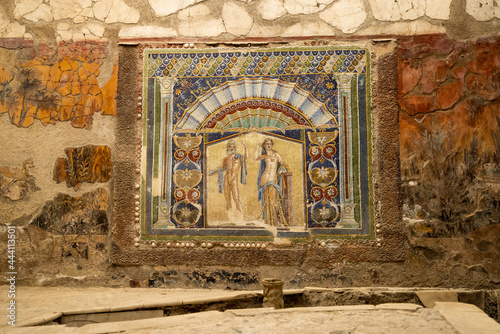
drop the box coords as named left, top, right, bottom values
left=53, top=145, right=112, bottom=190
left=139, top=45, right=373, bottom=241
left=399, top=36, right=500, bottom=237
left=0, top=40, right=117, bottom=128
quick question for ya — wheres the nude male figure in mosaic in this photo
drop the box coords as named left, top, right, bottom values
left=210, top=140, right=247, bottom=212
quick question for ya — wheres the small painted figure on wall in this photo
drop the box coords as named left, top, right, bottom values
left=210, top=140, right=247, bottom=212
left=255, top=138, right=290, bottom=227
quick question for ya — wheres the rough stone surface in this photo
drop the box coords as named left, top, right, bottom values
left=257, top=0, right=287, bottom=20
left=369, top=0, right=426, bottom=21
left=319, top=0, right=366, bottom=33
left=248, top=24, right=285, bottom=37
left=23, top=4, right=54, bottom=22
left=426, top=0, right=453, bottom=20
left=282, top=21, right=336, bottom=36
left=0, top=8, right=26, bottom=39
left=93, top=0, right=140, bottom=23
left=149, top=0, right=204, bottom=17
left=357, top=20, right=446, bottom=35
left=50, top=0, right=92, bottom=21
left=222, top=2, right=253, bottom=37
left=284, top=0, right=335, bottom=15
left=435, top=302, right=500, bottom=334
left=366, top=0, right=454, bottom=21
left=466, top=0, right=500, bottom=21
left=119, top=26, right=178, bottom=39
left=4, top=287, right=494, bottom=331
left=416, top=291, right=459, bottom=308
left=178, top=4, right=226, bottom=37
left=13, top=0, right=44, bottom=19
left=56, top=23, right=106, bottom=42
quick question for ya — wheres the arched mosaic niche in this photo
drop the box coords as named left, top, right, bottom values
left=112, top=40, right=403, bottom=265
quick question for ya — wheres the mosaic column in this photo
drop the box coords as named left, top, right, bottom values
left=156, top=77, right=176, bottom=224
left=335, top=74, right=358, bottom=228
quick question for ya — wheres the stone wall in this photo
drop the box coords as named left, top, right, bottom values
left=0, top=0, right=499, bottom=289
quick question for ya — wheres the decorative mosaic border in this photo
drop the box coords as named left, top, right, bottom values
left=112, top=40, right=404, bottom=265
left=139, top=45, right=373, bottom=240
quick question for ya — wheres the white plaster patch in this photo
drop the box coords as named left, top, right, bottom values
left=282, top=20, right=336, bottom=36
left=319, top=0, right=366, bottom=33
left=93, top=0, right=140, bottom=23
left=247, top=23, right=285, bottom=37
left=14, top=0, right=44, bottom=19
left=357, top=20, right=446, bottom=35
left=284, top=0, right=335, bottom=15
left=222, top=2, right=253, bottom=37
left=426, top=0, right=452, bottom=20
left=178, top=4, right=225, bottom=37
left=93, top=0, right=110, bottom=21
left=258, top=0, right=287, bottom=20
left=119, top=26, right=178, bottom=38
left=107, top=1, right=140, bottom=23
left=50, top=0, right=92, bottom=20
left=74, top=7, right=94, bottom=23
left=23, top=3, right=53, bottom=22
left=466, top=0, right=499, bottom=21
left=149, top=0, right=204, bottom=17
left=84, top=22, right=105, bottom=38
left=368, top=0, right=426, bottom=21
left=56, top=22, right=106, bottom=42
left=0, top=8, right=26, bottom=37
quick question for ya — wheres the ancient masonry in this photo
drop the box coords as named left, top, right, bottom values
left=0, top=0, right=498, bottom=308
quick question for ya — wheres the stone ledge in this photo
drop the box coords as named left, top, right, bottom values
left=416, top=291, right=458, bottom=308
left=17, top=312, right=62, bottom=327
left=434, top=302, right=500, bottom=334
left=375, top=303, right=423, bottom=311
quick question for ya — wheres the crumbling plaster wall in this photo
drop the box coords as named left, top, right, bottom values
left=0, top=0, right=499, bottom=289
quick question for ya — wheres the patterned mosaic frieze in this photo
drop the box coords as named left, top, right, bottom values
left=147, top=49, right=367, bottom=77
left=140, top=46, right=373, bottom=240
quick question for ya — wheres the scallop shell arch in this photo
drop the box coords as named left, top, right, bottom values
left=174, top=77, right=338, bottom=133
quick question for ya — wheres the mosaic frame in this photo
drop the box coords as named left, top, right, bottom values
left=112, top=39, right=404, bottom=265
left=142, top=45, right=372, bottom=239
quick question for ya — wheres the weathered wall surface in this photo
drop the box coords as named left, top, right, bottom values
left=0, top=0, right=499, bottom=289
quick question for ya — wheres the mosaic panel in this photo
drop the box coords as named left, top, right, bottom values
left=141, top=46, right=373, bottom=240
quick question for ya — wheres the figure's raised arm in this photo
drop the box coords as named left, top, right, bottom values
left=276, top=152, right=283, bottom=163
left=255, top=143, right=264, bottom=161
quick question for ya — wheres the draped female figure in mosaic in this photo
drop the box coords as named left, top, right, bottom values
left=255, top=138, right=289, bottom=227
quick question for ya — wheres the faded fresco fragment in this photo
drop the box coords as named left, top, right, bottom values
left=141, top=45, right=373, bottom=239
left=53, top=145, right=112, bottom=190
left=399, top=36, right=500, bottom=237
left=0, top=41, right=117, bottom=128
left=30, top=188, right=109, bottom=235
left=0, top=158, right=40, bottom=201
